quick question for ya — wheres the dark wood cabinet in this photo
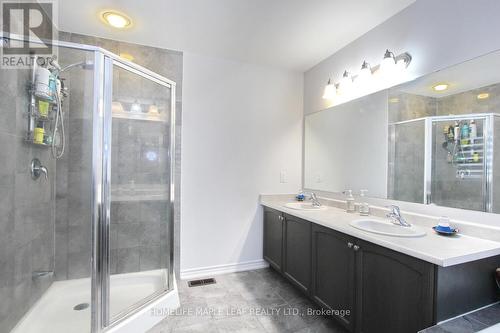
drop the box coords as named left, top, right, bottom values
left=283, top=214, right=311, bottom=294
left=263, top=207, right=499, bottom=333
left=354, top=239, right=435, bottom=333
left=263, top=208, right=284, bottom=271
left=311, top=225, right=356, bottom=331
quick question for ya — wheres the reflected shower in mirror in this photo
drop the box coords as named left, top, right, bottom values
left=304, top=49, right=500, bottom=213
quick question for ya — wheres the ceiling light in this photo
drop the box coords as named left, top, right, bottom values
left=433, top=83, right=449, bottom=92
left=477, top=93, right=489, bottom=100
left=322, top=79, right=336, bottom=100
left=101, top=11, right=132, bottom=29
left=120, top=52, right=134, bottom=61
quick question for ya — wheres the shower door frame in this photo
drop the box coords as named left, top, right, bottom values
left=425, top=114, right=495, bottom=212
left=96, top=54, right=177, bottom=331
left=0, top=33, right=176, bottom=333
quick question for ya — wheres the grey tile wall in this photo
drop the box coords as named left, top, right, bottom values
left=388, top=119, right=426, bottom=203
left=0, top=61, right=56, bottom=331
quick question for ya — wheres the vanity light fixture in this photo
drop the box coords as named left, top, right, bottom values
left=321, top=49, right=412, bottom=101
left=359, top=61, right=372, bottom=79
left=380, top=49, right=396, bottom=72
left=477, top=93, right=490, bottom=100
left=101, top=11, right=132, bottom=29
left=433, top=83, right=449, bottom=92
left=322, top=78, right=336, bottom=100
left=338, top=70, right=354, bottom=95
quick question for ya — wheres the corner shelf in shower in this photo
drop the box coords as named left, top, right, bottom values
left=24, top=137, right=51, bottom=148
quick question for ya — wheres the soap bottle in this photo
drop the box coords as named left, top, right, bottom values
left=344, top=190, right=356, bottom=213
left=469, top=119, right=477, bottom=142
left=359, top=190, right=370, bottom=216
left=460, top=121, right=470, bottom=145
left=453, top=121, right=460, bottom=142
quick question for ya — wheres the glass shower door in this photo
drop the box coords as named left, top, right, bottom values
left=105, top=59, right=174, bottom=322
left=430, top=117, right=488, bottom=211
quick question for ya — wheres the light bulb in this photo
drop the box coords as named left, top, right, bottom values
left=358, top=61, right=372, bottom=85
left=381, top=49, right=396, bottom=73
left=339, top=70, right=353, bottom=94
left=131, top=100, right=142, bottom=113
left=112, top=101, right=123, bottom=113
left=322, top=79, right=336, bottom=100
left=148, top=104, right=160, bottom=114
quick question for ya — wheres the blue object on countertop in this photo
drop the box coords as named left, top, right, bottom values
left=432, top=226, right=459, bottom=235
left=296, top=194, right=305, bottom=201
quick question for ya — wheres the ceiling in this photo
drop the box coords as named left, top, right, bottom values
left=58, top=0, right=415, bottom=71
left=398, top=50, right=500, bottom=98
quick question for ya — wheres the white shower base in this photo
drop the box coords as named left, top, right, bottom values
left=12, top=270, right=179, bottom=333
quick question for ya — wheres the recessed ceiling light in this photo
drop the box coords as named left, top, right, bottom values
left=477, top=93, right=490, bottom=100
left=432, top=83, right=449, bottom=92
left=119, top=52, right=134, bottom=62
left=101, top=11, right=132, bottom=29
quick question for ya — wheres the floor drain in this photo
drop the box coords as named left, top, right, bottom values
left=73, top=303, right=90, bottom=311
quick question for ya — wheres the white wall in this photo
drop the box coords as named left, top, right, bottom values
left=305, top=0, right=500, bottom=114
left=181, top=53, right=303, bottom=276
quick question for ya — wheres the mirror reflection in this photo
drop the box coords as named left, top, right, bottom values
left=305, top=50, right=500, bottom=213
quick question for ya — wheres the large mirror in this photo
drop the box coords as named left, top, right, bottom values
left=304, top=50, right=500, bottom=213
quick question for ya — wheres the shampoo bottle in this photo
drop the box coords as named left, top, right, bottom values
left=469, top=119, right=477, bottom=141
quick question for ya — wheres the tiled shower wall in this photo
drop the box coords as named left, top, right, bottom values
left=0, top=64, right=56, bottom=331
left=54, top=32, right=183, bottom=280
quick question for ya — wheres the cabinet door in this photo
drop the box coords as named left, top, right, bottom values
left=311, top=225, right=356, bottom=332
left=355, top=240, right=435, bottom=333
left=283, top=214, right=311, bottom=294
left=263, top=208, right=284, bottom=271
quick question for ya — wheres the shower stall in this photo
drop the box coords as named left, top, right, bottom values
left=0, top=36, right=176, bottom=333
left=389, top=113, right=500, bottom=213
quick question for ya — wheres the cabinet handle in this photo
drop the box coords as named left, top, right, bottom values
left=278, top=215, right=283, bottom=221
left=347, top=242, right=353, bottom=248
left=353, top=245, right=360, bottom=251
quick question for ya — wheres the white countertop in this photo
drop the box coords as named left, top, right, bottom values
left=260, top=195, right=500, bottom=267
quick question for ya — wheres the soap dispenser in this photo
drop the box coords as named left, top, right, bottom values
left=344, top=190, right=356, bottom=213
left=359, top=190, right=370, bottom=216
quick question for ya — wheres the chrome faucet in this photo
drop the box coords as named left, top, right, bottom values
left=386, top=205, right=411, bottom=227
left=309, top=192, right=322, bottom=207
left=31, top=158, right=48, bottom=180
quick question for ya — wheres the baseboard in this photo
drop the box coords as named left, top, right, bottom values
left=180, top=259, right=269, bottom=280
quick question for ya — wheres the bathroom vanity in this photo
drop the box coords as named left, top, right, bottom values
left=261, top=195, right=500, bottom=333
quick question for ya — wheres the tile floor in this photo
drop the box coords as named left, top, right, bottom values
left=419, top=303, right=500, bottom=333
left=148, top=268, right=348, bottom=333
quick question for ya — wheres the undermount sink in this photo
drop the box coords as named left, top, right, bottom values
left=350, top=219, right=426, bottom=237
left=284, top=202, right=327, bottom=211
